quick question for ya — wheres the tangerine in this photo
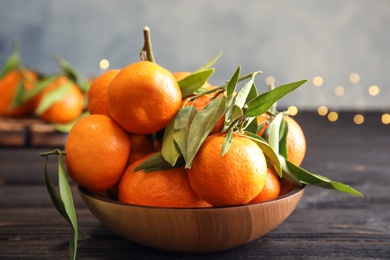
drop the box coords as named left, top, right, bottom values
left=127, top=134, right=155, bottom=165
left=248, top=168, right=281, bottom=204
left=65, top=114, right=131, bottom=192
left=36, top=76, right=84, bottom=124
left=108, top=61, right=182, bottom=134
left=88, top=69, right=120, bottom=116
left=118, top=153, right=211, bottom=208
left=188, top=132, right=268, bottom=206
left=0, top=69, right=38, bottom=117
left=279, top=179, right=298, bottom=196
left=258, top=114, right=306, bottom=166
left=284, top=116, right=306, bottom=166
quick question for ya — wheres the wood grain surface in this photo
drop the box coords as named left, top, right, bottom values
left=0, top=111, right=389, bottom=259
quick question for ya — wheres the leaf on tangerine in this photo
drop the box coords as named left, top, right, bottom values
left=185, top=96, right=226, bottom=168
left=284, top=159, right=363, bottom=197
left=35, top=81, right=72, bottom=115
left=221, top=128, right=233, bottom=156
left=161, top=111, right=182, bottom=166
left=243, top=131, right=282, bottom=178
left=172, top=106, right=197, bottom=162
left=178, top=68, right=214, bottom=98
left=246, top=79, right=307, bottom=117
left=133, top=152, right=174, bottom=172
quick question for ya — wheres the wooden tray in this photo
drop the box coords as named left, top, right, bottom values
left=0, top=116, right=67, bottom=147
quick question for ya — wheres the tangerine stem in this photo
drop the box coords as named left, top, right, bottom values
left=140, top=26, right=156, bottom=63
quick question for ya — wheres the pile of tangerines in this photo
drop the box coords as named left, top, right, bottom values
left=1, top=30, right=308, bottom=208
left=62, top=31, right=308, bottom=209
left=0, top=47, right=89, bottom=126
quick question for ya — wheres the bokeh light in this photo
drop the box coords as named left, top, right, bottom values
left=334, top=86, right=345, bottom=96
left=313, top=76, right=323, bottom=87
left=368, top=85, right=380, bottom=96
left=287, top=106, right=298, bottom=116
left=354, top=114, right=364, bottom=125
left=99, top=59, right=110, bottom=70
left=317, top=106, right=328, bottom=116
left=328, top=111, right=338, bottom=122
left=349, top=73, right=360, bottom=83
left=382, top=113, right=390, bottom=124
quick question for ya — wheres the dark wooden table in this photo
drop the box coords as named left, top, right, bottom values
left=1, top=111, right=389, bottom=259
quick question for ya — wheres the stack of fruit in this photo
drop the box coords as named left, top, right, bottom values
left=58, top=28, right=361, bottom=210
left=40, top=27, right=362, bottom=260
left=0, top=44, right=90, bottom=130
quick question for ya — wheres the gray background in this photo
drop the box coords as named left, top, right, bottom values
left=0, top=0, right=389, bottom=111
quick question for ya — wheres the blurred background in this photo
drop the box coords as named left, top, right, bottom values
left=0, top=0, right=389, bottom=120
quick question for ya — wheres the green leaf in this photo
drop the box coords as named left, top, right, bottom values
left=25, top=76, right=57, bottom=100
left=133, top=152, right=176, bottom=172
left=185, top=95, right=226, bottom=168
left=43, top=155, right=71, bottom=222
left=246, top=80, right=307, bottom=117
left=226, top=66, right=240, bottom=97
left=41, top=149, right=78, bottom=260
left=172, top=106, right=197, bottom=162
left=285, top=159, right=363, bottom=197
left=54, top=54, right=90, bottom=92
left=0, top=42, right=21, bottom=78
left=8, top=81, right=26, bottom=110
left=242, top=116, right=258, bottom=134
left=234, top=75, right=258, bottom=109
left=221, top=129, right=233, bottom=156
left=279, top=118, right=288, bottom=159
left=193, top=52, right=222, bottom=73
left=267, top=112, right=284, bottom=155
left=57, top=152, right=78, bottom=260
left=246, top=83, right=258, bottom=104
left=178, top=68, right=215, bottom=98
left=161, top=112, right=182, bottom=166
left=35, top=81, right=72, bottom=115
left=243, top=131, right=282, bottom=177
left=9, top=76, right=58, bottom=110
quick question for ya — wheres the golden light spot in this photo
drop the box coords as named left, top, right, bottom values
left=265, top=76, right=275, bottom=86
left=99, top=59, right=110, bottom=70
left=349, top=73, right=360, bottom=83
left=328, top=111, right=338, bottom=122
left=287, top=106, right=298, bottom=116
left=382, top=113, right=390, bottom=124
left=313, top=76, right=323, bottom=87
left=334, top=86, right=345, bottom=96
left=354, top=114, right=364, bottom=125
left=317, top=106, right=328, bottom=116
left=368, top=85, right=380, bottom=96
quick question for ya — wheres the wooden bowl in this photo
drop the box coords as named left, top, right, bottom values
left=78, top=185, right=305, bottom=253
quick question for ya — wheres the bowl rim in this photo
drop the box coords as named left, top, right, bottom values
left=78, top=184, right=306, bottom=211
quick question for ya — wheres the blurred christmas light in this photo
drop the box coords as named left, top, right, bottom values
left=382, top=113, right=390, bottom=124
left=334, top=86, right=345, bottom=96
left=368, top=85, right=380, bottom=96
left=313, top=76, right=323, bottom=87
left=354, top=114, right=364, bottom=125
left=265, top=76, right=275, bottom=86
left=328, top=111, right=338, bottom=122
left=287, top=106, right=298, bottom=116
left=317, top=106, right=328, bottom=116
left=349, top=73, right=360, bottom=83
left=99, top=59, right=110, bottom=70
